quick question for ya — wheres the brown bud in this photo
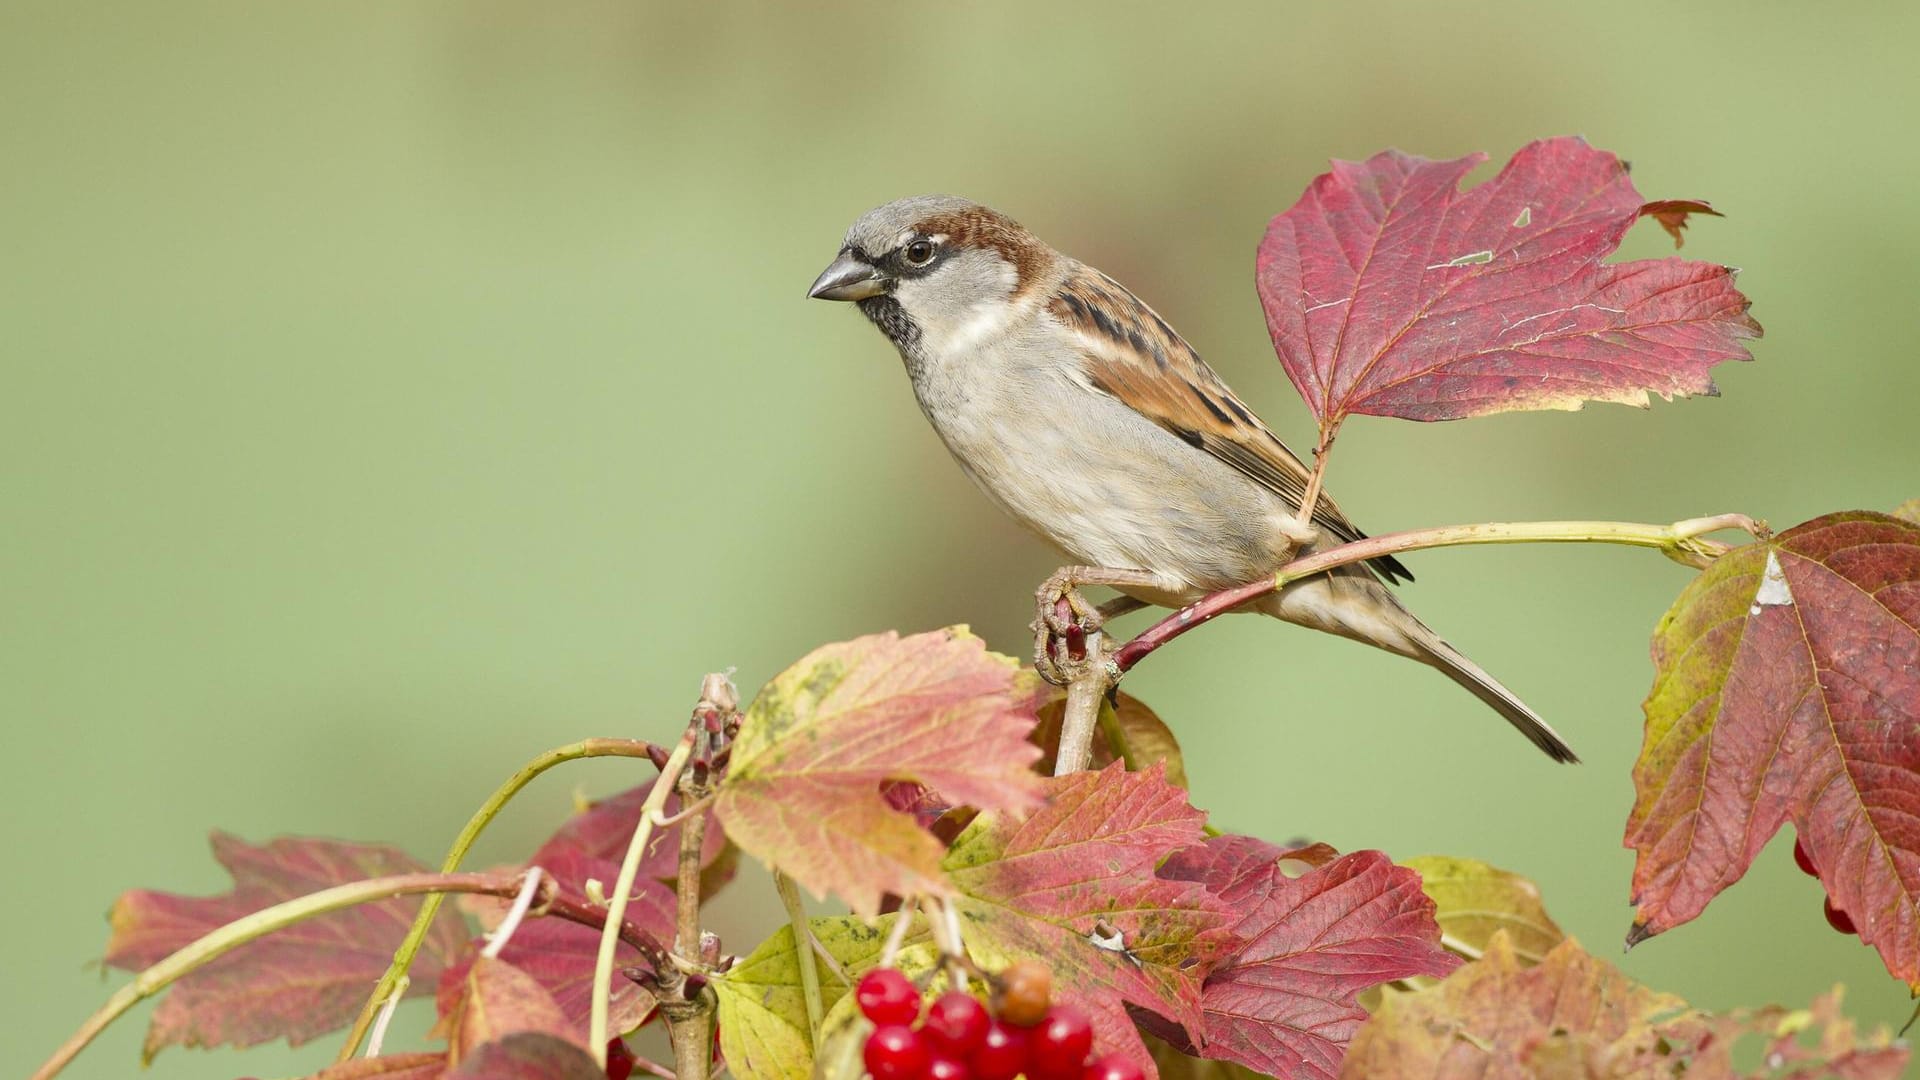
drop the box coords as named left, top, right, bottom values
left=996, top=959, right=1051, bottom=1027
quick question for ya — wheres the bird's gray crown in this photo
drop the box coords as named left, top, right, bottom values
left=842, top=194, right=981, bottom=257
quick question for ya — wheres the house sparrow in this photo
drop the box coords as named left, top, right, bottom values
left=807, top=195, right=1577, bottom=762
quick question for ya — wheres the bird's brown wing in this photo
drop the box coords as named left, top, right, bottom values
left=1049, top=270, right=1411, bottom=584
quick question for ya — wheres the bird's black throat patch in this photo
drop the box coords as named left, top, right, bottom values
left=857, top=295, right=921, bottom=356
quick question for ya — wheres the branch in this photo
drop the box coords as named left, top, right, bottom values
left=1113, top=514, right=1763, bottom=673
left=33, top=869, right=663, bottom=1080
left=1052, top=629, right=1114, bottom=775
left=1292, top=426, right=1337, bottom=533
left=337, top=737, right=665, bottom=1060
left=660, top=672, right=735, bottom=1080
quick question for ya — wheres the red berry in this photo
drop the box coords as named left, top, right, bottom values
left=970, top=1017, right=1030, bottom=1080
left=926, top=1050, right=973, bottom=1080
left=856, top=968, right=921, bottom=1026
left=865, top=1023, right=930, bottom=1080
left=1825, top=896, right=1857, bottom=936
left=1793, top=837, right=1819, bottom=877
left=923, top=990, right=991, bottom=1053
left=1028, top=1006, right=1094, bottom=1079
left=1082, top=1053, right=1146, bottom=1080
left=604, top=1038, right=636, bottom=1080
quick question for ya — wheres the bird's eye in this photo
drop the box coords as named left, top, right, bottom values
left=903, top=239, right=936, bottom=266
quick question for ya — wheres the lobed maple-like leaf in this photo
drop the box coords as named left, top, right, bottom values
left=1157, top=838, right=1458, bottom=1080
left=1400, top=855, right=1563, bottom=980
left=1626, top=511, right=1920, bottom=987
left=1341, top=933, right=1908, bottom=1079
left=1256, top=136, right=1760, bottom=429
left=438, top=853, right=663, bottom=1043
left=713, top=627, right=1045, bottom=915
left=103, top=832, right=467, bottom=1059
left=943, top=763, right=1232, bottom=1077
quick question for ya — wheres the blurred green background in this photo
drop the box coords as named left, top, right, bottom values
left=6, top=3, right=1918, bottom=1076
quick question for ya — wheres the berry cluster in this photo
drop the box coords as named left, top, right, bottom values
left=1792, top=837, right=1857, bottom=935
left=856, top=962, right=1143, bottom=1080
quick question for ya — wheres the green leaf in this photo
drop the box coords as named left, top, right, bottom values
left=712, top=914, right=936, bottom=1080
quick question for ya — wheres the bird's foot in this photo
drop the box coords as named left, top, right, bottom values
left=1031, top=567, right=1157, bottom=685
left=1033, top=570, right=1102, bottom=686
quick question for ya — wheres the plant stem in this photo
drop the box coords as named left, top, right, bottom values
left=674, top=803, right=709, bottom=958
left=337, top=737, right=663, bottom=1060
left=775, top=870, right=825, bottom=1043
left=594, top=732, right=695, bottom=1066
left=1293, top=429, right=1336, bottom=532
left=1052, top=630, right=1113, bottom=775
left=36, top=872, right=529, bottom=1080
left=1114, top=514, right=1762, bottom=673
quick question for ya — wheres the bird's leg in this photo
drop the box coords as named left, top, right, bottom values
left=1031, top=567, right=1161, bottom=686
left=1273, top=517, right=1320, bottom=563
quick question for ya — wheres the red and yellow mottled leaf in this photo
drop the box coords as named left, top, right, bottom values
left=1627, top=511, right=1920, bottom=987
left=1256, top=137, right=1760, bottom=429
left=1158, top=839, right=1458, bottom=1080
left=103, top=832, right=466, bottom=1059
left=1341, top=933, right=1907, bottom=1079
left=714, top=627, right=1045, bottom=915
left=943, top=763, right=1232, bottom=1077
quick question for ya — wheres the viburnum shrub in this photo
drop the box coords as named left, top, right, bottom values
left=31, top=137, right=1920, bottom=1080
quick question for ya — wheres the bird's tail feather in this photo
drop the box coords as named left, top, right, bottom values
left=1412, top=636, right=1580, bottom=764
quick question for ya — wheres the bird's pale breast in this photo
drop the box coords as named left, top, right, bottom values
left=905, top=324, right=1296, bottom=605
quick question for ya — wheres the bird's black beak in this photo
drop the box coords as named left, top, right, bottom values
left=807, top=251, right=887, bottom=301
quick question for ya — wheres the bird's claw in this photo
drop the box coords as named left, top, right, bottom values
left=1032, top=570, right=1105, bottom=686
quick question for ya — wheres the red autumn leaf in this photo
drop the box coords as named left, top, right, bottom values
left=532, top=776, right=733, bottom=894
left=1639, top=198, right=1722, bottom=247
left=713, top=627, right=1045, bottom=915
left=1627, top=511, right=1920, bottom=987
left=440, top=852, right=663, bottom=1040
left=1256, top=136, right=1760, bottom=430
left=438, top=956, right=580, bottom=1066
left=1157, top=838, right=1458, bottom=1080
left=944, top=763, right=1233, bottom=1077
left=306, top=1052, right=449, bottom=1079
left=1340, top=933, right=1908, bottom=1079
left=447, top=1032, right=608, bottom=1080
left=103, top=832, right=467, bottom=1059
